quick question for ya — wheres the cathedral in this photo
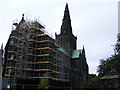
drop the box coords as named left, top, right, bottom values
left=2, top=4, right=88, bottom=89
left=56, top=3, right=88, bottom=88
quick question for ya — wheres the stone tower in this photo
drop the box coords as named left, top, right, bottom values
left=55, top=3, right=77, bottom=56
left=56, top=3, right=89, bottom=89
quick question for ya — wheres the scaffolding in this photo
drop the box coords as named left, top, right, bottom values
left=3, top=16, right=70, bottom=89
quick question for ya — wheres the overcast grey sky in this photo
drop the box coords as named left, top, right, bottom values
left=0, top=0, right=118, bottom=74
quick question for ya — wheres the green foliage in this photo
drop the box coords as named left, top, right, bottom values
left=37, top=72, right=49, bottom=90
left=97, top=55, right=120, bottom=76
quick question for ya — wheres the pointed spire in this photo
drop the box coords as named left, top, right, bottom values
left=65, top=3, right=69, bottom=12
left=61, top=3, right=72, bottom=35
left=63, top=3, right=71, bottom=21
left=82, top=45, right=85, bottom=54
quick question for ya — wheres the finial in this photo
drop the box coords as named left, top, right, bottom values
left=22, top=14, right=24, bottom=20
left=66, top=3, right=68, bottom=5
left=65, top=3, right=69, bottom=11
left=82, top=45, right=85, bottom=53
left=83, top=45, right=84, bottom=49
left=19, top=14, right=25, bottom=24
left=83, top=45, right=85, bottom=49
left=22, top=14, right=24, bottom=17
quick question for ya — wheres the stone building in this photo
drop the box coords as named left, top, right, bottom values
left=101, top=75, right=120, bottom=88
left=70, top=48, right=88, bottom=88
left=55, top=3, right=88, bottom=89
left=2, top=4, right=88, bottom=90
left=2, top=15, right=70, bottom=89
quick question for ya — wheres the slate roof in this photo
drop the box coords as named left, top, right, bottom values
left=101, top=75, right=119, bottom=80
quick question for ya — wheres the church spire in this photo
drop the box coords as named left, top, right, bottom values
left=63, top=3, right=71, bottom=21
left=61, top=3, right=72, bottom=35
left=55, top=3, right=77, bottom=56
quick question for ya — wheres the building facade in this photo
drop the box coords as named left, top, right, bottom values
left=2, top=14, right=70, bottom=89
left=71, top=48, right=88, bottom=88
left=101, top=75, right=120, bottom=88
left=56, top=4, right=88, bottom=89
left=55, top=4, right=77, bottom=57
left=2, top=4, right=88, bottom=89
